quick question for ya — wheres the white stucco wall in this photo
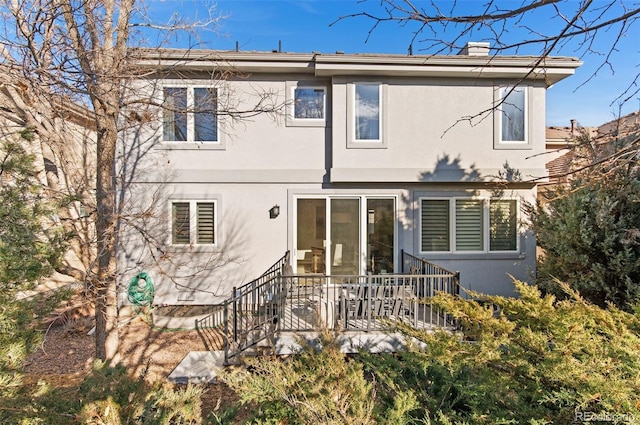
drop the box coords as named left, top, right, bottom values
left=117, top=65, right=547, bottom=305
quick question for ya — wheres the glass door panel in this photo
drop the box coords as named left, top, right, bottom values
left=296, top=199, right=326, bottom=274
left=367, top=199, right=395, bottom=274
left=330, top=199, right=360, bottom=275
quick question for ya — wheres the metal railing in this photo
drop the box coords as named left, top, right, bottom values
left=223, top=273, right=287, bottom=362
left=199, top=250, right=462, bottom=363
left=278, top=274, right=458, bottom=333
left=215, top=251, right=291, bottom=363
left=401, top=250, right=460, bottom=296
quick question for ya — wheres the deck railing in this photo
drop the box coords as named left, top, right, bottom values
left=222, top=272, right=459, bottom=363
left=195, top=251, right=291, bottom=362
left=222, top=251, right=291, bottom=362
left=201, top=250, right=462, bottom=363
left=278, top=274, right=459, bottom=333
left=401, top=250, right=460, bottom=296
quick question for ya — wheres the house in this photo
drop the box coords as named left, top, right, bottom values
left=0, top=77, right=96, bottom=294
left=541, top=111, right=639, bottom=197
left=540, top=121, right=595, bottom=199
left=117, top=43, right=582, bottom=310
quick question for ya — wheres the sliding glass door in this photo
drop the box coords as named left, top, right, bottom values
left=330, top=199, right=360, bottom=275
left=366, top=199, right=394, bottom=274
left=296, top=199, right=326, bottom=274
left=295, top=196, right=395, bottom=275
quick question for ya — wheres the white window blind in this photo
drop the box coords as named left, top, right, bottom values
left=172, top=202, right=190, bottom=244
left=455, top=200, right=483, bottom=251
left=171, top=201, right=216, bottom=245
left=421, top=200, right=450, bottom=252
left=490, top=200, right=517, bottom=251
left=196, top=202, right=216, bottom=244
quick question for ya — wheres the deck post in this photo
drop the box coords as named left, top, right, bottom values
left=366, top=274, right=372, bottom=332
left=232, top=286, right=238, bottom=343
left=223, top=299, right=229, bottom=364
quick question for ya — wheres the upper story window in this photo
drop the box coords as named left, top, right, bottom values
left=163, top=86, right=218, bottom=143
left=501, top=87, right=525, bottom=142
left=494, top=86, right=531, bottom=149
left=171, top=200, right=216, bottom=246
left=354, top=83, right=381, bottom=141
left=347, top=82, right=386, bottom=149
left=420, top=198, right=518, bottom=253
left=294, top=87, right=325, bottom=119
left=286, top=81, right=327, bottom=127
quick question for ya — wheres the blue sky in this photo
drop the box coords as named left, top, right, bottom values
left=155, top=0, right=639, bottom=127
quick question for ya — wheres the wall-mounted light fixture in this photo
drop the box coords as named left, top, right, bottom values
left=269, top=204, right=280, bottom=219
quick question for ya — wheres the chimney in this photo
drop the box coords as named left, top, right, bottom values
left=570, top=119, right=576, bottom=135
left=458, top=42, right=490, bottom=56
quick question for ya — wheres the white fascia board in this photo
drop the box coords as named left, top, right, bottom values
left=132, top=49, right=581, bottom=83
left=315, top=62, right=580, bottom=84
left=132, top=50, right=317, bottom=74
left=314, top=54, right=581, bottom=84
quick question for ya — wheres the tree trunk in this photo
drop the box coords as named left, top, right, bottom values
left=94, top=114, right=119, bottom=363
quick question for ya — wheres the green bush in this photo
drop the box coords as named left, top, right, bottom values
left=531, top=171, right=640, bottom=310
left=367, top=280, right=640, bottom=424
left=222, top=281, right=640, bottom=424
left=78, top=361, right=203, bottom=424
left=223, top=329, right=376, bottom=424
left=2, top=361, right=204, bottom=424
left=0, top=139, right=70, bottom=413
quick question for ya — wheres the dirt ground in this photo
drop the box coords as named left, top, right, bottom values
left=23, top=309, right=248, bottom=422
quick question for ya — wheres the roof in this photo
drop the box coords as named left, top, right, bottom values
left=546, top=126, right=575, bottom=141
left=597, top=110, right=640, bottom=137
left=130, top=48, right=582, bottom=85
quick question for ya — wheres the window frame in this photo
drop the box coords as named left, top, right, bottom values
left=493, top=85, right=532, bottom=150
left=291, top=193, right=399, bottom=275
left=285, top=81, right=328, bottom=127
left=159, top=83, right=225, bottom=150
left=169, top=200, right=218, bottom=247
left=347, top=81, right=387, bottom=149
left=419, top=197, right=519, bottom=254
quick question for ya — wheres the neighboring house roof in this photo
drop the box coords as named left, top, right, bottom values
left=544, top=110, right=640, bottom=188
left=131, top=45, right=582, bottom=85
left=545, top=151, right=574, bottom=185
left=597, top=110, right=640, bottom=138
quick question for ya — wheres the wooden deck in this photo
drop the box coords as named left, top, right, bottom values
left=280, top=287, right=453, bottom=333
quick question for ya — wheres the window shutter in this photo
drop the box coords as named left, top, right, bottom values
left=455, top=200, right=483, bottom=251
left=421, top=200, right=450, bottom=251
left=172, top=202, right=190, bottom=244
left=490, top=200, right=517, bottom=251
left=196, top=202, right=215, bottom=244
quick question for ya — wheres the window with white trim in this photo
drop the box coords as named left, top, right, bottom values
left=489, top=200, right=517, bottom=251
left=171, top=201, right=216, bottom=245
left=354, top=83, right=381, bottom=141
left=294, top=87, right=325, bottom=119
left=420, top=198, right=518, bottom=253
left=285, top=81, right=327, bottom=127
left=494, top=85, right=532, bottom=150
left=163, top=87, right=218, bottom=142
left=500, top=87, right=526, bottom=143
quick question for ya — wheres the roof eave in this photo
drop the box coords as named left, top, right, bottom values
left=130, top=49, right=582, bottom=83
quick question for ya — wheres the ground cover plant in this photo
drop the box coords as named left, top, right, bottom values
left=223, top=280, right=640, bottom=424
